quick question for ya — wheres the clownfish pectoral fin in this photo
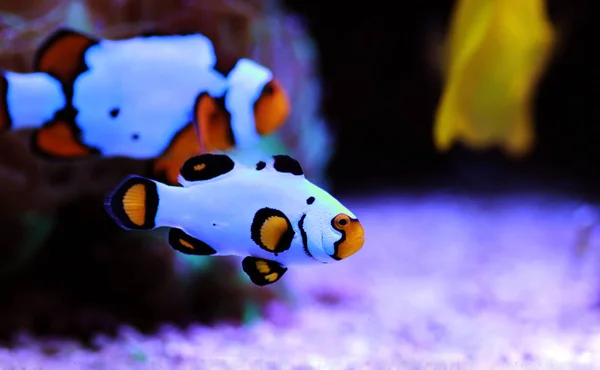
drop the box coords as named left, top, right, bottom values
left=178, top=153, right=236, bottom=184
left=254, top=79, right=291, bottom=136
left=31, top=120, right=97, bottom=158
left=0, top=73, right=11, bottom=131
left=241, top=256, right=288, bottom=286
left=250, top=207, right=295, bottom=255
left=193, top=92, right=236, bottom=153
left=153, top=123, right=202, bottom=186
left=168, top=228, right=217, bottom=256
left=33, top=28, right=98, bottom=87
left=104, top=175, right=160, bottom=231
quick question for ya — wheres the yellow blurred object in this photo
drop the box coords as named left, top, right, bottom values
left=433, top=0, right=556, bottom=156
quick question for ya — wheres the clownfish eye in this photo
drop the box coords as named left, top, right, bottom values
left=333, top=214, right=351, bottom=230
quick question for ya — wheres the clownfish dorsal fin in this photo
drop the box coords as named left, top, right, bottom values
left=255, top=155, right=304, bottom=178
left=192, top=92, right=236, bottom=153
left=30, top=119, right=98, bottom=158
left=33, top=28, right=98, bottom=88
left=177, top=152, right=236, bottom=186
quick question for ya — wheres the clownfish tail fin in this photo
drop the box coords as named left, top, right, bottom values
left=104, top=175, right=161, bottom=231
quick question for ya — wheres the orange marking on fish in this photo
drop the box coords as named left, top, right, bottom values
left=153, top=123, right=202, bottom=185
left=332, top=216, right=365, bottom=260
left=179, top=238, right=194, bottom=250
left=254, top=79, right=290, bottom=136
left=36, top=31, right=96, bottom=85
left=122, top=183, right=146, bottom=227
left=34, top=120, right=94, bottom=157
left=195, top=94, right=235, bottom=152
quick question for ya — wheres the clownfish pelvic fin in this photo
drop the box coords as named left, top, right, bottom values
left=241, top=256, right=288, bottom=286
left=167, top=227, right=218, bottom=256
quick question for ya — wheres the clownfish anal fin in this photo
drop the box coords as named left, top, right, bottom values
left=193, top=92, right=235, bottom=153
left=179, top=153, right=235, bottom=183
left=0, top=73, right=11, bottom=131
left=254, top=79, right=290, bottom=136
left=241, top=256, right=288, bottom=286
left=31, top=120, right=97, bottom=158
left=168, top=228, right=217, bottom=256
left=153, top=122, right=201, bottom=186
left=33, top=28, right=98, bottom=86
left=272, top=155, right=304, bottom=176
left=251, top=207, right=294, bottom=255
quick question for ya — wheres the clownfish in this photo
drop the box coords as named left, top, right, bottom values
left=1, top=28, right=290, bottom=185
left=104, top=153, right=365, bottom=286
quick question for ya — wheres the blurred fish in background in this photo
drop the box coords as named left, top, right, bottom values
left=433, top=0, right=556, bottom=157
left=0, top=0, right=332, bottom=346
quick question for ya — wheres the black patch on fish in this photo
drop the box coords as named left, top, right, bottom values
left=104, top=175, right=159, bottom=231
left=168, top=228, right=217, bottom=256
left=298, top=214, right=313, bottom=259
left=109, top=107, right=120, bottom=118
left=241, top=256, right=288, bottom=286
left=179, top=153, right=235, bottom=182
left=256, top=161, right=266, bottom=170
left=250, top=207, right=294, bottom=255
left=131, top=133, right=140, bottom=140
left=252, top=81, right=276, bottom=109
left=306, top=197, right=315, bottom=205
left=0, top=73, right=12, bottom=130
left=260, top=82, right=275, bottom=96
left=272, top=155, right=303, bottom=176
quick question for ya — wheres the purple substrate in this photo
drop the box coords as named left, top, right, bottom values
left=2, top=192, right=600, bottom=369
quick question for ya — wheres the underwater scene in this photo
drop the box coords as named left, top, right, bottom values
left=1, top=0, right=600, bottom=368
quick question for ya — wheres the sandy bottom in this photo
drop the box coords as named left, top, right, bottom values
left=3, top=191, right=600, bottom=369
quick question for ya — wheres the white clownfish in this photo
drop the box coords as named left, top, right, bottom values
left=0, top=28, right=290, bottom=185
left=104, top=153, right=366, bottom=286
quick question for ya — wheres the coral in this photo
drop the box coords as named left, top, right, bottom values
left=0, top=0, right=327, bottom=343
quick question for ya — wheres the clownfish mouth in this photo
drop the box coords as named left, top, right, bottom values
left=298, top=214, right=319, bottom=262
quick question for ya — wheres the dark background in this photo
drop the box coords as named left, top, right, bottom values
left=283, top=0, right=600, bottom=197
